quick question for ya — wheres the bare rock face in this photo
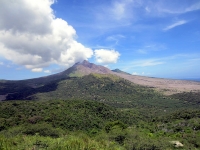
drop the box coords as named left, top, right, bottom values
left=81, top=60, right=94, bottom=68
left=70, top=60, right=113, bottom=76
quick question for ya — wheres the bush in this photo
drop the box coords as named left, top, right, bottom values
left=22, top=123, right=63, bottom=138
left=105, top=121, right=127, bottom=133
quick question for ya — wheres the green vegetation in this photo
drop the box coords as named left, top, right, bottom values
left=1, top=74, right=199, bottom=112
left=0, top=100, right=200, bottom=149
left=0, top=133, right=125, bottom=150
left=1, top=74, right=200, bottom=149
left=30, top=74, right=199, bottom=112
left=0, top=100, right=134, bottom=132
left=170, top=91, right=200, bottom=104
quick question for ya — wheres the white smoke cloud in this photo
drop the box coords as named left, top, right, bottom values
left=94, top=49, right=120, bottom=64
left=0, top=0, right=93, bottom=71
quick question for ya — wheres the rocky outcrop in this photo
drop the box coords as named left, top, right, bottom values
left=170, top=141, right=184, bottom=148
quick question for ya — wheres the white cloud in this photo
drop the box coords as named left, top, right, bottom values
left=163, top=20, right=188, bottom=31
left=132, top=72, right=139, bottom=75
left=145, top=6, right=150, bottom=13
left=160, top=1, right=200, bottom=14
left=151, top=1, right=200, bottom=15
left=94, top=49, right=120, bottom=64
left=132, top=71, right=151, bottom=76
left=185, top=2, right=200, bottom=12
left=97, top=0, right=143, bottom=23
left=0, top=0, right=93, bottom=71
left=106, top=34, right=125, bottom=45
left=106, top=34, right=125, bottom=41
left=140, top=61, right=164, bottom=67
left=31, top=68, right=43, bottom=72
left=91, top=0, right=200, bottom=34
left=137, top=49, right=148, bottom=54
left=44, top=70, right=51, bottom=73
left=131, top=59, right=164, bottom=67
left=122, top=53, right=200, bottom=77
left=111, top=1, right=126, bottom=20
left=0, top=0, right=54, bottom=34
left=136, top=44, right=166, bottom=54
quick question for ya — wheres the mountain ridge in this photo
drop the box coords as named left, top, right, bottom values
left=0, top=60, right=114, bottom=88
left=1, top=60, right=200, bottom=101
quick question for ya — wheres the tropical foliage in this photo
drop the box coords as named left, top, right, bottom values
left=0, top=100, right=200, bottom=149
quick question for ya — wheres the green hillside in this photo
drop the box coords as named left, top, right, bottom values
left=3, top=74, right=199, bottom=115
left=30, top=74, right=198, bottom=112
left=170, top=91, right=200, bottom=104
left=0, top=100, right=200, bottom=149
left=0, top=100, right=134, bottom=132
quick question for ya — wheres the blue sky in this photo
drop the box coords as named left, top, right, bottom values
left=0, top=0, right=200, bottom=80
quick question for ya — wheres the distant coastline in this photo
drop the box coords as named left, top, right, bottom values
left=183, top=78, right=200, bottom=82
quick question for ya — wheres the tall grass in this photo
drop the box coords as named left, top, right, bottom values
left=0, top=133, right=125, bottom=150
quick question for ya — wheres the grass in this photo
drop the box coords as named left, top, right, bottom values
left=0, top=132, right=125, bottom=150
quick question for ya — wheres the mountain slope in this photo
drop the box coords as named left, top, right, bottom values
left=12, top=74, right=197, bottom=112
left=112, top=69, right=131, bottom=75
left=0, top=60, right=113, bottom=100
left=0, top=60, right=112, bottom=87
left=1, top=60, right=200, bottom=105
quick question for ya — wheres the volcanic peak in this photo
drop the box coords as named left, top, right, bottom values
left=69, top=60, right=113, bottom=76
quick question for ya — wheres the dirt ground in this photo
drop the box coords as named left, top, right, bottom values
left=114, top=73, right=200, bottom=95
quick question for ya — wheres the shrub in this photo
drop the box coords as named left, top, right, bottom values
left=22, top=123, right=63, bottom=138
left=105, top=121, right=127, bottom=133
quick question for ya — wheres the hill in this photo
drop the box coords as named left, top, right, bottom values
left=1, top=60, right=200, bottom=108
left=1, top=73, right=199, bottom=112
left=0, top=100, right=133, bottom=132
left=112, top=69, right=131, bottom=75
left=0, top=60, right=112, bottom=101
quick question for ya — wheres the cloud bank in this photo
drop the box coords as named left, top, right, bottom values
left=0, top=0, right=94, bottom=72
